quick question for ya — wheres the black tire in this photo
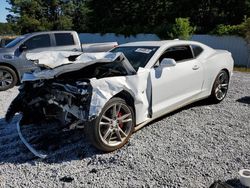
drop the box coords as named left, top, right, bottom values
left=210, top=70, right=229, bottom=103
left=0, top=66, right=18, bottom=91
left=85, top=97, right=135, bottom=152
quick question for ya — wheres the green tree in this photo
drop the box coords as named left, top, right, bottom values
left=71, top=0, right=90, bottom=32
left=6, top=0, right=75, bottom=34
left=87, top=0, right=172, bottom=36
left=0, top=23, right=15, bottom=35
left=5, top=0, right=250, bottom=36
left=170, top=0, right=250, bottom=33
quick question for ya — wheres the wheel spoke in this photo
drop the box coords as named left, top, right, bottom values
left=103, top=128, right=112, bottom=140
left=100, top=121, right=111, bottom=126
left=107, top=132, right=113, bottom=143
left=4, top=81, right=10, bottom=85
left=3, top=75, right=12, bottom=80
left=117, top=113, right=131, bottom=121
left=216, top=89, right=223, bottom=99
left=112, top=104, right=117, bottom=119
left=215, top=87, right=219, bottom=93
left=1, top=81, right=7, bottom=87
left=219, top=91, right=224, bottom=98
left=102, top=115, right=112, bottom=122
left=116, top=104, right=122, bottom=116
left=122, top=118, right=132, bottom=123
left=221, top=83, right=228, bottom=89
left=118, top=126, right=127, bottom=137
left=3, top=74, right=11, bottom=79
left=0, top=71, right=3, bottom=77
left=115, top=129, right=122, bottom=141
left=219, top=74, right=226, bottom=83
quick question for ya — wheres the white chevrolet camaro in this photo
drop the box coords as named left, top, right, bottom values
left=6, top=40, right=234, bottom=156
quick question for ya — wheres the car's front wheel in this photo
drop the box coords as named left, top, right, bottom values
left=210, top=70, right=229, bottom=103
left=0, top=66, right=18, bottom=91
left=86, top=97, right=135, bottom=152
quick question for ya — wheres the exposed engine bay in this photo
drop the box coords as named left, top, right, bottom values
left=6, top=78, right=92, bottom=126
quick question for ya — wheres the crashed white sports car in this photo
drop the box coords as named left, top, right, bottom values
left=6, top=40, right=234, bottom=154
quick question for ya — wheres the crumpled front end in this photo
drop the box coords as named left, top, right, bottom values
left=5, top=52, right=138, bottom=127
left=6, top=79, right=93, bottom=127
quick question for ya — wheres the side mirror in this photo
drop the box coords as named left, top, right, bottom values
left=19, top=44, right=28, bottom=52
left=160, top=58, right=176, bottom=67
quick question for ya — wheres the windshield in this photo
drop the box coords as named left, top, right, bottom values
left=111, top=46, right=158, bottom=71
left=5, top=35, right=28, bottom=48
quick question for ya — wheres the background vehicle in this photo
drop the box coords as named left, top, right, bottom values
left=0, top=37, right=16, bottom=48
left=6, top=40, right=234, bottom=156
left=0, top=31, right=117, bottom=91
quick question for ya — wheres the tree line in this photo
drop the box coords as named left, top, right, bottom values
left=1, top=0, right=250, bottom=39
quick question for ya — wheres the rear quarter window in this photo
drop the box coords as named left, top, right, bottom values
left=55, top=33, right=75, bottom=46
left=191, top=45, right=203, bottom=57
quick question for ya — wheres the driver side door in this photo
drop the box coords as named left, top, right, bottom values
left=150, top=45, right=204, bottom=118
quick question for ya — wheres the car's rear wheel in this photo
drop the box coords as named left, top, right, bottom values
left=210, top=70, right=229, bottom=103
left=0, top=66, right=18, bottom=91
left=86, top=97, right=135, bottom=152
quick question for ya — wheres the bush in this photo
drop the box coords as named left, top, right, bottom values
left=155, top=18, right=196, bottom=40
left=211, top=18, right=250, bottom=43
left=242, top=18, right=250, bottom=42
left=169, top=18, right=196, bottom=40
left=211, top=24, right=244, bottom=36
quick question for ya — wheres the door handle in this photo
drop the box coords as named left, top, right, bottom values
left=72, top=48, right=78, bottom=52
left=192, top=65, right=200, bottom=70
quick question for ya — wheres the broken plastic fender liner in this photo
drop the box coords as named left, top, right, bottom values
left=16, top=115, right=47, bottom=159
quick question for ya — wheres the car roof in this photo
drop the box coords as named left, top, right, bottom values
left=119, top=40, right=204, bottom=47
left=24, top=31, right=76, bottom=36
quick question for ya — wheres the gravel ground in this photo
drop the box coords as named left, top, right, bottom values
left=0, top=71, right=249, bottom=188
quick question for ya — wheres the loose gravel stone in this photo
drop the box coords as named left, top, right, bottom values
left=0, top=71, right=249, bottom=188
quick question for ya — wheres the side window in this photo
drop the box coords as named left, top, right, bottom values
left=55, top=33, right=75, bottom=46
left=24, top=34, right=51, bottom=50
left=159, top=45, right=194, bottom=62
left=191, top=45, right=203, bottom=57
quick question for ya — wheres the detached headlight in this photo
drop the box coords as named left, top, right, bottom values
left=2, top=54, right=15, bottom=60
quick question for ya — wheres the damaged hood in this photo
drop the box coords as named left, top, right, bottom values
left=23, top=51, right=136, bottom=81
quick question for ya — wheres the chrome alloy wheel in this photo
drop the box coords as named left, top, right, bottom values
left=0, top=69, right=13, bottom=89
left=99, top=102, right=133, bottom=147
left=214, top=71, right=229, bottom=101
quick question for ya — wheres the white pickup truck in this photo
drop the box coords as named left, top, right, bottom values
left=0, top=31, right=117, bottom=91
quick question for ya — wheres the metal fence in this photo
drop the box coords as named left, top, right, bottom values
left=79, top=33, right=250, bottom=67
left=191, top=35, right=249, bottom=67
left=79, top=33, right=160, bottom=44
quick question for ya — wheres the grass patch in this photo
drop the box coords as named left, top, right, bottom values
left=234, top=66, right=250, bottom=72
